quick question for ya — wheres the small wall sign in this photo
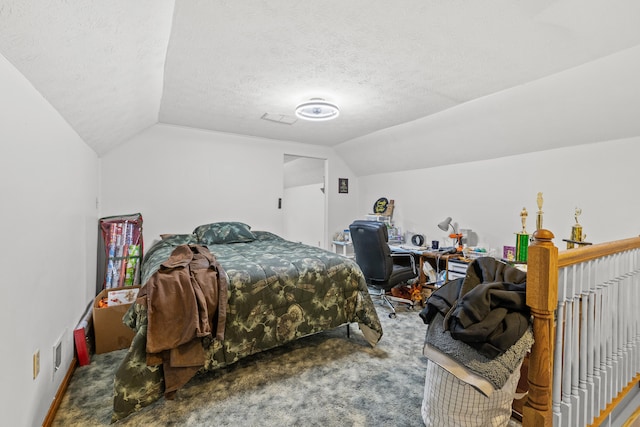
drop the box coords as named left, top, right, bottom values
left=338, top=178, right=349, bottom=194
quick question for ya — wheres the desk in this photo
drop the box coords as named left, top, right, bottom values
left=389, top=245, right=461, bottom=285
left=446, top=258, right=471, bottom=280
left=418, top=252, right=462, bottom=285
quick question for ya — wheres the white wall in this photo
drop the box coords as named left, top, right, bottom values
left=358, top=138, right=638, bottom=254
left=0, top=54, right=99, bottom=426
left=100, top=124, right=358, bottom=248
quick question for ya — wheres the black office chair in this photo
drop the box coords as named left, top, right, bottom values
left=349, top=220, right=418, bottom=318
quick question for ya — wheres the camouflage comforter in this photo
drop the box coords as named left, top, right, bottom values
left=111, top=231, right=383, bottom=422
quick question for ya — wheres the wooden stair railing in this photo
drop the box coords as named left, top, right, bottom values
left=522, top=228, right=558, bottom=427
left=523, top=230, right=640, bottom=426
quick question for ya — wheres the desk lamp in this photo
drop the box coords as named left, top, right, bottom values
left=437, top=217, right=463, bottom=252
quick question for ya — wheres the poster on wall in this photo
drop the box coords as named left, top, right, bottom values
left=338, top=178, right=348, bottom=194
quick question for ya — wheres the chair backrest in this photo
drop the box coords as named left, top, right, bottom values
left=349, top=220, right=393, bottom=282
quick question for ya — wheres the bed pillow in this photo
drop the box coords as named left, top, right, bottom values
left=193, top=222, right=256, bottom=244
left=159, top=234, right=199, bottom=245
left=252, top=230, right=285, bottom=241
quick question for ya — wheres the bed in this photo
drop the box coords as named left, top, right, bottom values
left=111, top=222, right=383, bottom=422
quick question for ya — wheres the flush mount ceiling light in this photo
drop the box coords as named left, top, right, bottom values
left=295, top=98, right=340, bottom=121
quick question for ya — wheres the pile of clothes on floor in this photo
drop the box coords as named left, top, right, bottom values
left=418, top=257, right=532, bottom=427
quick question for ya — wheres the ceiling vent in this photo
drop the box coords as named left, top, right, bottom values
left=261, top=113, right=298, bottom=125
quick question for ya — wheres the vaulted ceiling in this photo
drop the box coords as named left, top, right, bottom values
left=1, top=1, right=640, bottom=158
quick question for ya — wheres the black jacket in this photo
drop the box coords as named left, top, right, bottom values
left=419, top=257, right=529, bottom=358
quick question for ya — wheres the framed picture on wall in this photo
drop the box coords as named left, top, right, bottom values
left=338, top=178, right=348, bottom=194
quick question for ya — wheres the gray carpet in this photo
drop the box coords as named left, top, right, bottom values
left=52, top=303, right=430, bottom=426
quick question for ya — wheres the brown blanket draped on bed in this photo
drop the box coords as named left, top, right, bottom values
left=140, top=244, right=228, bottom=397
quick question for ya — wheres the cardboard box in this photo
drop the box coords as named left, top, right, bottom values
left=93, top=286, right=140, bottom=354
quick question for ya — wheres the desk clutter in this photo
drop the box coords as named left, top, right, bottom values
left=384, top=246, right=495, bottom=308
left=346, top=197, right=502, bottom=307
left=388, top=245, right=496, bottom=296
left=352, top=191, right=593, bottom=281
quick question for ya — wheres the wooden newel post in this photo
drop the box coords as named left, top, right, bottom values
left=523, top=229, right=558, bottom=427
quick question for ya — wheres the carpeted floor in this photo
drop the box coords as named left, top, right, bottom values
left=53, top=303, right=431, bottom=426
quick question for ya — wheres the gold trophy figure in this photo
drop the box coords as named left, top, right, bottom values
left=520, top=207, right=528, bottom=234
left=567, top=208, right=586, bottom=249
left=562, top=207, right=591, bottom=249
left=536, top=192, right=544, bottom=231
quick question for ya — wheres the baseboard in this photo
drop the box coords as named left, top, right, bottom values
left=622, top=402, right=640, bottom=427
left=616, top=382, right=640, bottom=427
left=592, top=375, right=640, bottom=427
left=42, top=357, right=77, bottom=427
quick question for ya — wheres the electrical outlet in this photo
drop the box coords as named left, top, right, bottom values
left=33, top=350, right=40, bottom=379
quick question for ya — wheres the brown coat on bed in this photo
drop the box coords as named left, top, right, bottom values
left=139, top=244, right=228, bottom=396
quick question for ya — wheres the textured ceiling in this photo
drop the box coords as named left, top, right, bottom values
left=1, top=0, right=640, bottom=156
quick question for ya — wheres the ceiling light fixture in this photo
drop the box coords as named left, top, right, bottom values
left=295, top=98, right=340, bottom=121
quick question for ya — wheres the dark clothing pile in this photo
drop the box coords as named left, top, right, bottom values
left=419, top=257, right=529, bottom=358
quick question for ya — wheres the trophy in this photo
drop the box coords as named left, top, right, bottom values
left=516, top=207, right=529, bottom=262
left=566, top=208, right=586, bottom=249
left=536, top=192, right=544, bottom=231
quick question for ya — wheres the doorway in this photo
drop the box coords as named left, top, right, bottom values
left=282, top=154, right=327, bottom=248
